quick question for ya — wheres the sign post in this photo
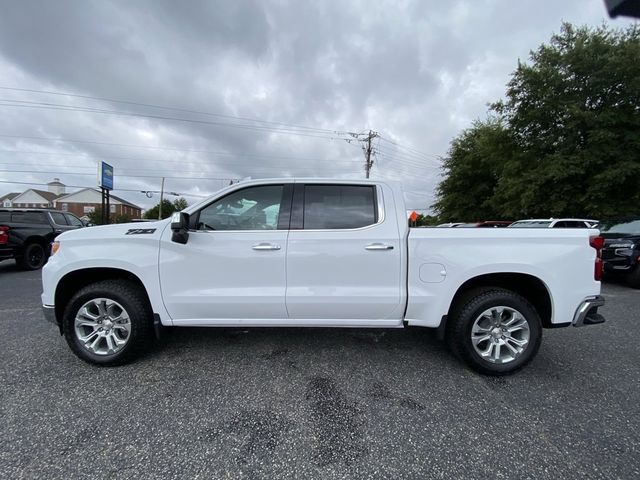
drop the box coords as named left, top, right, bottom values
left=98, top=162, right=114, bottom=224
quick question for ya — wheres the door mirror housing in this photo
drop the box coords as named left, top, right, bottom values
left=171, top=212, right=190, bottom=244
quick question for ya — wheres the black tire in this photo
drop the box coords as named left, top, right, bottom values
left=62, top=280, right=154, bottom=366
left=18, top=242, right=47, bottom=270
left=627, top=267, right=640, bottom=289
left=446, top=288, right=542, bottom=375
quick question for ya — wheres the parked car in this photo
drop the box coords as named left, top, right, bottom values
left=436, top=222, right=465, bottom=227
left=509, top=218, right=598, bottom=228
left=42, top=179, right=605, bottom=375
left=0, top=208, right=85, bottom=270
left=600, top=218, right=640, bottom=289
left=456, top=221, right=513, bottom=228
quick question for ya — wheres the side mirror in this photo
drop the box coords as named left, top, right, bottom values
left=171, top=212, right=190, bottom=244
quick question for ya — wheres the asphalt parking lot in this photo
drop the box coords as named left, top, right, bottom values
left=0, top=261, right=638, bottom=480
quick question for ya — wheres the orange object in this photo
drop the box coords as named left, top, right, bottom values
left=409, top=211, right=418, bottom=222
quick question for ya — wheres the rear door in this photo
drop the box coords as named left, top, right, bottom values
left=285, top=182, right=403, bottom=322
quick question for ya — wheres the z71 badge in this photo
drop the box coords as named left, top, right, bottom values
left=125, top=228, right=156, bottom=235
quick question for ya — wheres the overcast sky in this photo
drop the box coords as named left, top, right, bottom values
left=0, top=0, right=634, bottom=211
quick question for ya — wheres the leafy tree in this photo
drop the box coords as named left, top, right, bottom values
left=87, top=208, right=132, bottom=224
left=143, top=197, right=188, bottom=220
left=143, top=199, right=175, bottom=220
left=173, top=197, right=188, bottom=211
left=433, top=119, right=514, bottom=221
left=435, top=23, right=640, bottom=220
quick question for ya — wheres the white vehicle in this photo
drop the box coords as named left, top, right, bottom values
left=42, top=179, right=606, bottom=375
left=510, top=218, right=599, bottom=228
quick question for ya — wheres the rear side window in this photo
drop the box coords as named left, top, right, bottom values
left=65, top=214, right=84, bottom=226
left=50, top=212, right=68, bottom=225
left=0, top=212, right=9, bottom=222
left=303, top=185, right=377, bottom=229
left=11, top=212, right=46, bottom=224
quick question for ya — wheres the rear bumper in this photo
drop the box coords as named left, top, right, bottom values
left=0, top=246, right=16, bottom=261
left=572, top=295, right=605, bottom=327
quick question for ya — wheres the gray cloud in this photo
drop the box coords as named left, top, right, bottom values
left=0, top=0, right=632, bottom=211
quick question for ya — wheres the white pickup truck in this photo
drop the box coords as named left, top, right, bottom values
left=42, top=179, right=606, bottom=374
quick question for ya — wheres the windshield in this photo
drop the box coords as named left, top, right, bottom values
left=601, top=220, right=640, bottom=235
left=509, top=221, right=551, bottom=228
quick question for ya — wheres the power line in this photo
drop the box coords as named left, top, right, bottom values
left=0, top=168, right=238, bottom=181
left=0, top=99, right=352, bottom=141
left=0, top=86, right=351, bottom=135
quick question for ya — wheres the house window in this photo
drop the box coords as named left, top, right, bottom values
left=61, top=203, right=68, bottom=211
left=84, top=206, right=95, bottom=213
left=110, top=204, right=116, bottom=213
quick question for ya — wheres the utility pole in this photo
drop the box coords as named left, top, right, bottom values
left=362, top=130, right=378, bottom=178
left=158, top=177, right=165, bottom=220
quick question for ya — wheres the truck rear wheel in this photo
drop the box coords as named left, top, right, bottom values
left=62, top=280, right=154, bottom=366
left=446, top=288, right=542, bottom=375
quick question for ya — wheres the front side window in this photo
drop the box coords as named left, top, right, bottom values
left=65, top=214, right=83, bottom=226
left=197, top=185, right=284, bottom=231
left=303, top=185, right=377, bottom=229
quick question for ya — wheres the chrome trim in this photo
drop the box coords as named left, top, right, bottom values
left=252, top=243, right=281, bottom=251
left=572, top=295, right=605, bottom=327
left=42, top=305, right=57, bottom=324
left=365, top=243, right=394, bottom=250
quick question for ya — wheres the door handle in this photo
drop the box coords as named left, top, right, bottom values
left=252, top=243, right=281, bottom=251
left=365, top=243, right=394, bottom=251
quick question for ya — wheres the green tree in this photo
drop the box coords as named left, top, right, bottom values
left=143, top=198, right=188, bottom=220
left=435, top=23, right=640, bottom=220
left=173, top=197, right=188, bottom=211
left=433, top=119, right=514, bottom=221
left=143, top=199, right=175, bottom=220
left=87, top=208, right=131, bottom=224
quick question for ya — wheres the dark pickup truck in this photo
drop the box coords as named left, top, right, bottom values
left=601, top=219, right=640, bottom=289
left=0, top=208, right=85, bottom=270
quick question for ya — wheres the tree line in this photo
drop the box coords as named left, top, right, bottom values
left=433, top=23, right=640, bottom=222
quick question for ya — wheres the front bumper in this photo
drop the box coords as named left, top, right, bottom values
left=572, top=296, right=606, bottom=327
left=42, top=304, right=57, bottom=325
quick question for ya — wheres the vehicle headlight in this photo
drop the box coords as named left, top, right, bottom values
left=614, top=248, right=633, bottom=256
left=51, top=241, right=61, bottom=255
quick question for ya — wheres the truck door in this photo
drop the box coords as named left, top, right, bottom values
left=285, top=183, right=403, bottom=321
left=159, top=183, right=292, bottom=323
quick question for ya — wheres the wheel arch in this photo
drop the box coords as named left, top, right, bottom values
left=54, top=267, right=153, bottom=329
left=446, top=272, right=553, bottom=329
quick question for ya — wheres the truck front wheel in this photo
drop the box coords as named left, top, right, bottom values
left=62, top=280, right=154, bottom=366
left=446, top=288, right=542, bottom=375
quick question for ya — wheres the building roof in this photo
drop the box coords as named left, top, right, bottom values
left=0, top=192, right=20, bottom=202
left=11, top=188, right=60, bottom=203
left=55, top=188, right=141, bottom=210
left=31, top=189, right=60, bottom=202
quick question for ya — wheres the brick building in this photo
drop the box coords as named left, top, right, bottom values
left=53, top=188, right=142, bottom=220
left=1, top=178, right=142, bottom=220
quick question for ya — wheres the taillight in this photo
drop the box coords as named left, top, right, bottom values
left=0, top=226, right=9, bottom=245
left=590, top=235, right=604, bottom=281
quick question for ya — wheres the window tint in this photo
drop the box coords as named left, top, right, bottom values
left=50, top=212, right=68, bottom=225
left=0, top=212, right=9, bottom=222
left=65, top=214, right=84, bottom=226
left=197, top=185, right=283, bottom=231
left=303, top=185, right=377, bottom=229
left=11, top=212, right=46, bottom=224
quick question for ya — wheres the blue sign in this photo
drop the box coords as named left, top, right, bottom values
left=100, top=162, right=114, bottom=190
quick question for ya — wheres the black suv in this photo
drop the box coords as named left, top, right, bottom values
left=0, top=208, right=85, bottom=270
left=600, top=218, right=640, bottom=289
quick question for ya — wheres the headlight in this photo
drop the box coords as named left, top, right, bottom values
left=51, top=241, right=60, bottom=255
left=614, top=248, right=633, bottom=256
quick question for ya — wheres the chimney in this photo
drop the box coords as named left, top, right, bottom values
left=48, top=178, right=66, bottom=196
